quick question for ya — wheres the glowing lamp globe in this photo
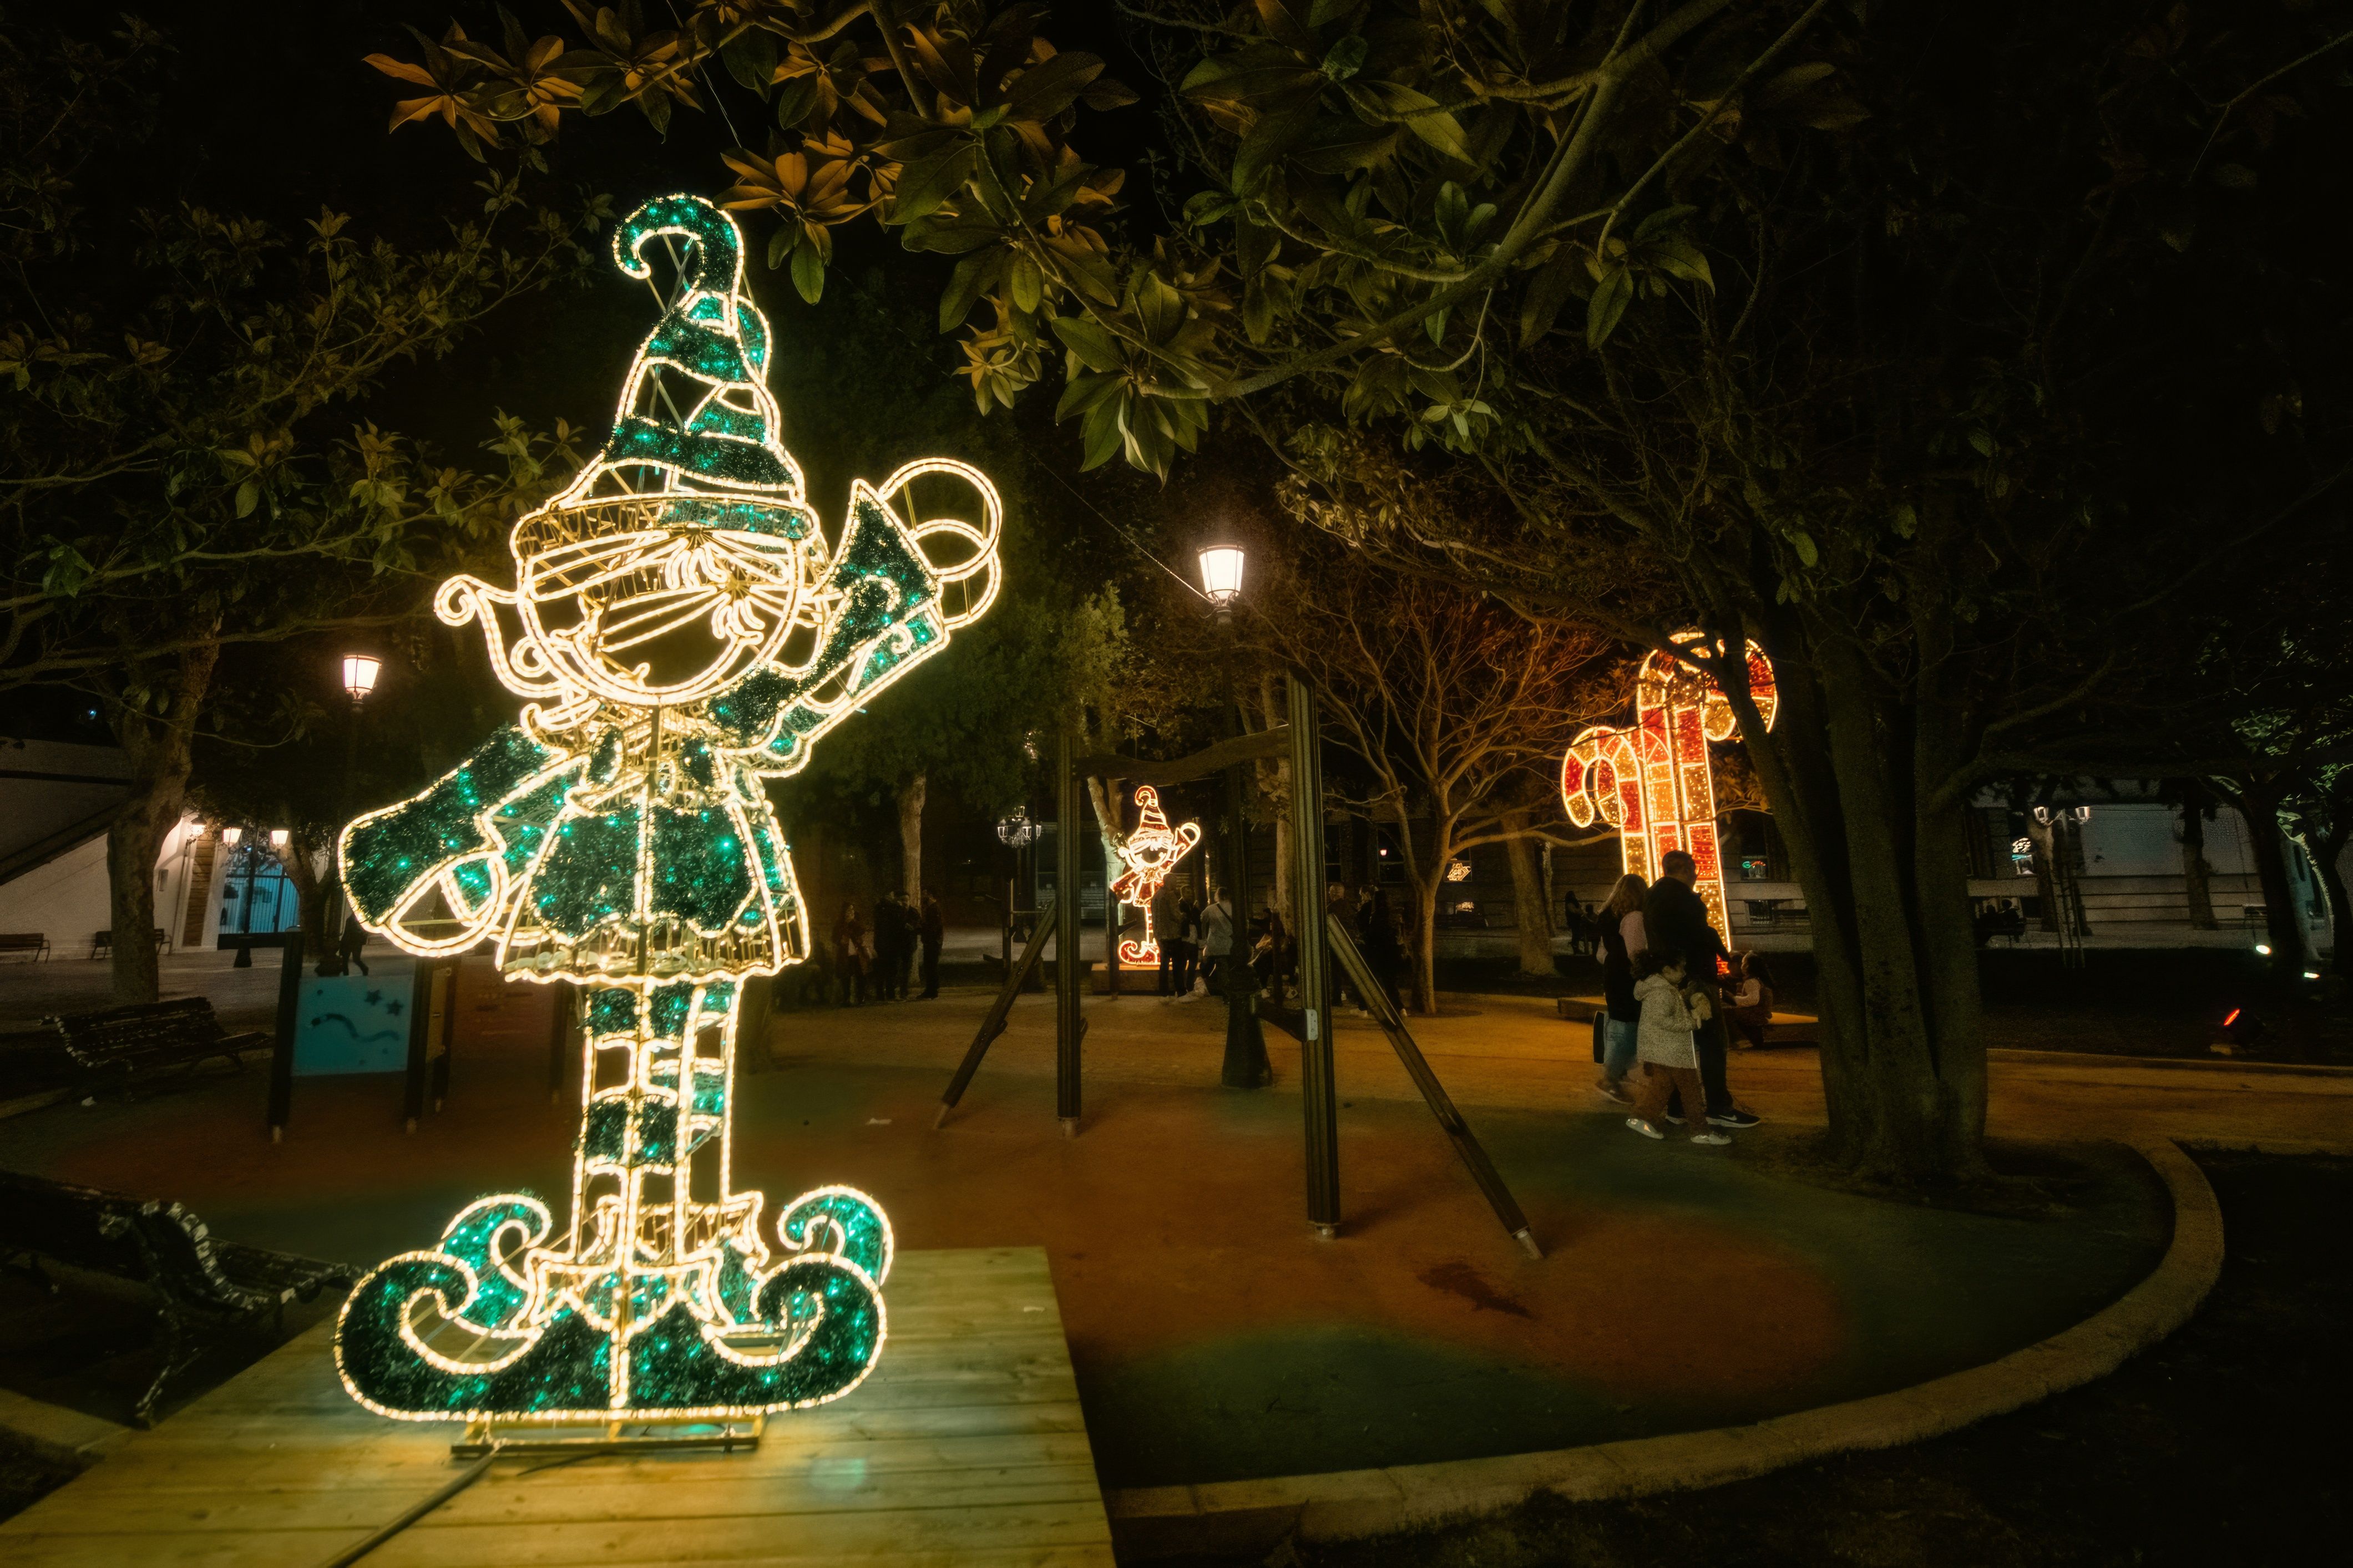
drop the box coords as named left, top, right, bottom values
left=342, top=654, right=382, bottom=701
left=221, top=826, right=243, bottom=846
left=1198, top=545, right=1246, bottom=611
left=269, top=829, right=290, bottom=848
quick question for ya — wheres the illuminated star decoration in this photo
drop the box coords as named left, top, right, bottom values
left=330, top=194, right=1001, bottom=1430
left=1560, top=632, right=1777, bottom=939
left=1108, top=785, right=1203, bottom=966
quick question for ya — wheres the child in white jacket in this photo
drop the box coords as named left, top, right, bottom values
left=1627, top=952, right=1731, bottom=1145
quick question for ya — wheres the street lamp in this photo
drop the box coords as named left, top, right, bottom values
left=1196, top=540, right=1268, bottom=1087
left=323, top=652, right=379, bottom=975
left=342, top=654, right=381, bottom=702
left=2031, top=804, right=2092, bottom=966
left=221, top=826, right=243, bottom=846
left=269, top=829, right=290, bottom=849
left=1197, top=545, right=1246, bottom=613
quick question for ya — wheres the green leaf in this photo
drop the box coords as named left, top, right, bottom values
left=773, top=75, right=821, bottom=130
left=1585, top=266, right=1633, bottom=347
left=1009, top=252, right=1044, bottom=314
left=1378, top=84, right=1469, bottom=163
left=235, top=480, right=260, bottom=518
left=2212, top=162, right=2259, bottom=190
left=1320, top=35, right=1367, bottom=81
left=766, top=227, right=792, bottom=270
left=1055, top=372, right=1124, bottom=422
left=1519, top=256, right=1580, bottom=346
left=1789, top=530, right=1818, bottom=567
left=1967, top=428, right=1995, bottom=456
left=1892, top=503, right=1918, bottom=537
left=939, top=247, right=1002, bottom=333
left=722, top=29, right=778, bottom=97
left=889, top=144, right=978, bottom=227
left=1050, top=314, right=1126, bottom=373
left=1078, top=398, right=1126, bottom=470
left=790, top=239, right=825, bottom=303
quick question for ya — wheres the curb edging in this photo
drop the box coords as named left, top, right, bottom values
left=1104, top=1138, right=2223, bottom=1560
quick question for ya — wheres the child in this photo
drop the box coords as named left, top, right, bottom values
left=1725, top=951, right=1776, bottom=1050
left=1627, top=950, right=1732, bottom=1145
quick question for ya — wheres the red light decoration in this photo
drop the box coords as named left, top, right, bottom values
left=1107, top=786, right=1202, bottom=966
left=1561, top=632, right=1777, bottom=937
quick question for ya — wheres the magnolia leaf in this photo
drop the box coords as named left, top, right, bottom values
left=1789, top=530, right=1818, bottom=567
left=1585, top=266, right=1633, bottom=347
left=790, top=240, right=825, bottom=303
left=1050, top=314, right=1126, bottom=373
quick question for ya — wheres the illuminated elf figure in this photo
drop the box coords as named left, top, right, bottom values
left=1108, top=785, right=1203, bottom=966
left=1561, top=632, right=1777, bottom=937
left=331, top=195, right=1000, bottom=1428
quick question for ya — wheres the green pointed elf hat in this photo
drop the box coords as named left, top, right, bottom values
left=561, top=194, right=807, bottom=505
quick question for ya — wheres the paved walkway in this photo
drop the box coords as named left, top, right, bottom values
left=2, top=959, right=2341, bottom=1488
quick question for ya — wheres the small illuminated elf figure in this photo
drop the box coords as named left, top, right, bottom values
left=1108, top=785, right=1203, bottom=966
left=331, top=195, right=1001, bottom=1430
left=1560, top=632, right=1777, bottom=938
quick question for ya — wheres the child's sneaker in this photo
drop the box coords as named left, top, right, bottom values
left=1595, top=1075, right=1632, bottom=1105
left=1662, top=1113, right=1686, bottom=1125
left=1689, top=1131, right=1733, bottom=1146
left=1625, top=1117, right=1664, bottom=1140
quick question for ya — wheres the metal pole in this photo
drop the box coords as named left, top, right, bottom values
left=1218, top=616, right=1271, bottom=1088
left=266, top=932, right=304, bottom=1141
left=1288, top=674, right=1339, bottom=1236
left=1327, top=918, right=1541, bottom=1259
left=1056, top=723, right=1084, bottom=1135
left=936, top=896, right=1056, bottom=1126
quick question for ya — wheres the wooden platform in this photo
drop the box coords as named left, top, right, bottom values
left=0, top=1246, right=1115, bottom=1566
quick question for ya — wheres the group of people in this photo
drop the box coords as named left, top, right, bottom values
left=1591, top=850, right=1769, bottom=1145
left=826, top=889, right=947, bottom=1006
left=1145, top=880, right=1408, bottom=1009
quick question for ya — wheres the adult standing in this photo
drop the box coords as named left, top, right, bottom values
left=872, top=891, right=906, bottom=1001
left=917, top=890, right=945, bottom=999
left=1365, top=887, right=1403, bottom=1010
left=833, top=901, right=869, bottom=1007
left=1593, top=873, right=1649, bottom=1104
left=1642, top=851, right=1762, bottom=1129
left=1198, top=886, right=1234, bottom=997
left=896, top=892, right=922, bottom=998
left=1151, top=881, right=1183, bottom=995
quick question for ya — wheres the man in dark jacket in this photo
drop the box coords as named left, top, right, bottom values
left=917, top=891, right=945, bottom=998
left=1643, top=851, right=1762, bottom=1129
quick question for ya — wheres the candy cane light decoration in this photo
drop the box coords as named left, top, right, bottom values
left=1109, top=786, right=1202, bottom=966
left=1561, top=632, right=1776, bottom=937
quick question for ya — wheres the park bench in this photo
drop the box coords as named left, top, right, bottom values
left=0, top=1171, right=356, bottom=1424
left=86, top=927, right=166, bottom=961
left=0, top=933, right=50, bottom=962
left=45, top=997, right=265, bottom=1097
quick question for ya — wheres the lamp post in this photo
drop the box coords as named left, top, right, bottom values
left=995, top=809, right=1039, bottom=973
left=321, top=654, right=381, bottom=975
left=1198, top=543, right=1270, bottom=1089
left=2032, top=803, right=2092, bottom=968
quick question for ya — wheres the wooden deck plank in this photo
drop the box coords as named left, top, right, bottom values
left=0, top=1247, right=1115, bottom=1568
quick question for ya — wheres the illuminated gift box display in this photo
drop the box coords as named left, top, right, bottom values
left=331, top=195, right=1000, bottom=1427
left=1109, top=785, right=1203, bottom=966
left=1561, top=632, right=1776, bottom=937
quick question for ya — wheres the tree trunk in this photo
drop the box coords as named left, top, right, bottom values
left=1714, top=620, right=1987, bottom=1184
left=2217, top=779, right=2308, bottom=986
left=1406, top=870, right=1440, bottom=1015
left=2178, top=798, right=2218, bottom=928
left=2309, top=830, right=2352, bottom=977
left=897, top=773, right=925, bottom=900
left=103, top=643, right=220, bottom=1005
left=284, top=835, right=327, bottom=956
left=1501, top=809, right=1555, bottom=977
